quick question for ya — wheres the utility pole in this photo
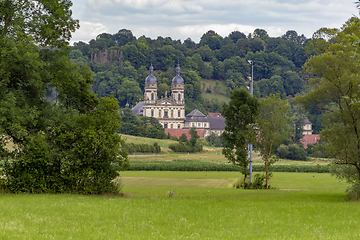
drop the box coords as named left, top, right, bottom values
left=248, top=60, right=254, bottom=182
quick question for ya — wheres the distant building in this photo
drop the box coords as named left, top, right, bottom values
left=300, top=134, right=320, bottom=149
left=132, top=65, right=225, bottom=138
left=303, top=118, right=313, bottom=135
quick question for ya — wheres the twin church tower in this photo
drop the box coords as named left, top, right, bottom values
left=139, top=64, right=186, bottom=129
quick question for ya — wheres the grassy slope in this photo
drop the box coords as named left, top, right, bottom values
left=200, top=79, right=230, bottom=104
left=0, top=172, right=358, bottom=240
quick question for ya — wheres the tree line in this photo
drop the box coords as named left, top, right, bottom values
left=69, top=28, right=314, bottom=119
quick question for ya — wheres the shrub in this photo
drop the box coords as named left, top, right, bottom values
left=276, top=144, right=307, bottom=161
left=124, top=142, right=161, bottom=154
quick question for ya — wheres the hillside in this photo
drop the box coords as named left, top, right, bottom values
left=70, top=29, right=322, bottom=131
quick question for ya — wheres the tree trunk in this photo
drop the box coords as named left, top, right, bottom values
left=265, top=159, right=269, bottom=189
left=243, top=174, right=247, bottom=189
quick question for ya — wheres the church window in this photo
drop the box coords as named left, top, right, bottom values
left=171, top=110, right=173, bottom=118
left=171, top=124, right=173, bottom=129
left=178, top=111, right=180, bottom=117
left=204, top=123, right=207, bottom=127
left=192, top=123, right=195, bottom=127
left=159, top=110, right=161, bottom=118
left=178, top=94, right=180, bottom=101
left=151, top=110, right=154, bottom=117
left=164, top=123, right=168, bottom=128
left=178, top=124, right=180, bottom=129
left=198, top=123, right=201, bottom=127
left=164, top=110, right=168, bottom=117
left=151, top=93, right=154, bottom=101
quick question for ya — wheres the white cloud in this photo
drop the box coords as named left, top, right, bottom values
left=71, top=21, right=109, bottom=44
left=70, top=0, right=358, bottom=44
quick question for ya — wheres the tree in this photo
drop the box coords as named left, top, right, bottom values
left=178, top=134, right=188, bottom=143
left=117, top=79, right=142, bottom=107
left=222, top=88, right=260, bottom=188
left=253, top=29, right=268, bottom=39
left=0, top=1, right=128, bottom=194
left=255, top=93, right=291, bottom=189
left=296, top=18, right=360, bottom=199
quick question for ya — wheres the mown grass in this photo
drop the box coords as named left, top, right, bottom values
left=0, top=172, right=358, bottom=239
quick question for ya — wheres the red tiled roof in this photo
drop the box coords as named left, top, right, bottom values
left=207, top=113, right=222, bottom=117
left=165, top=129, right=205, bottom=139
left=300, top=134, right=320, bottom=149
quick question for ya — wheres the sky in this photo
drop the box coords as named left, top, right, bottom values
left=70, top=0, right=358, bottom=45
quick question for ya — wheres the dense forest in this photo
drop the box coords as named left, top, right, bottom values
left=69, top=28, right=321, bottom=133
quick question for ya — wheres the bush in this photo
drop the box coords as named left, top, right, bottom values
left=124, top=142, right=161, bottom=154
left=276, top=144, right=307, bottom=161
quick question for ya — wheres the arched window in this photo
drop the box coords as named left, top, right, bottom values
left=171, top=124, right=173, bottom=129
left=178, top=124, right=180, bottom=129
left=151, top=93, right=154, bottom=101
left=159, top=110, right=161, bottom=118
left=171, top=110, right=174, bottom=118
left=178, top=111, right=180, bottom=117
left=151, top=110, right=154, bottom=117
left=178, top=94, right=180, bottom=101
left=164, top=110, right=168, bottom=117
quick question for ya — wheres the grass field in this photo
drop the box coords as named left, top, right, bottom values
left=122, top=134, right=331, bottom=168
left=1, top=171, right=359, bottom=239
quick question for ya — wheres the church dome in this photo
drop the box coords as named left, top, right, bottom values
left=172, top=64, right=184, bottom=84
left=145, top=65, right=157, bottom=83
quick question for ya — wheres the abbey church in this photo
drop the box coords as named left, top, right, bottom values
left=132, top=65, right=226, bottom=138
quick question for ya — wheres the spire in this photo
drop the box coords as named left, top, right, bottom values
left=145, top=64, right=157, bottom=83
left=176, top=62, right=180, bottom=76
left=150, top=63, right=154, bottom=75
left=172, top=62, right=184, bottom=84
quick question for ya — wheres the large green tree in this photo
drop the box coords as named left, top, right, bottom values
left=0, top=0, right=128, bottom=194
left=255, top=93, right=291, bottom=189
left=222, top=88, right=259, bottom=188
left=296, top=18, right=360, bottom=199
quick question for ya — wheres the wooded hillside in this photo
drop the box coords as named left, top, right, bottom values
left=70, top=29, right=321, bottom=132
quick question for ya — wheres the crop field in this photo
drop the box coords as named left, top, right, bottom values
left=1, top=171, right=359, bottom=239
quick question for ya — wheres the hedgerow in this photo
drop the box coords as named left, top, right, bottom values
left=125, top=160, right=330, bottom=173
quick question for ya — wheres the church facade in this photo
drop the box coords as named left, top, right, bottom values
left=142, top=64, right=185, bottom=129
left=132, top=65, right=225, bottom=137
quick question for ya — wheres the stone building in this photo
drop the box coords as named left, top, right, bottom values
left=132, top=65, right=226, bottom=137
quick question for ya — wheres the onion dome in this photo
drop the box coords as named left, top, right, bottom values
left=172, top=64, right=184, bottom=84
left=145, top=64, right=157, bottom=83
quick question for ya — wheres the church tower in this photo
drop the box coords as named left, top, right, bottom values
left=144, top=64, right=157, bottom=104
left=143, top=65, right=157, bottom=117
left=171, top=64, right=185, bottom=105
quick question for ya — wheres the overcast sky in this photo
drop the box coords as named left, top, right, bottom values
left=70, top=0, right=358, bottom=45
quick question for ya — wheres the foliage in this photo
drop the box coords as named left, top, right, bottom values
left=277, top=144, right=307, bottom=161
left=296, top=18, right=360, bottom=199
left=255, top=93, right=292, bottom=188
left=124, top=142, right=161, bottom=154
left=222, top=88, right=259, bottom=188
left=0, top=1, right=128, bottom=194
left=206, top=132, right=225, bottom=147
left=1, top=98, right=129, bottom=194
left=126, top=160, right=330, bottom=173
left=169, top=128, right=203, bottom=153
left=119, top=108, right=166, bottom=139
left=70, top=26, right=310, bottom=113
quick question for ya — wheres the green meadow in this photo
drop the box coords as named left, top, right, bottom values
left=1, top=171, right=359, bottom=239
left=1, top=135, right=357, bottom=239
